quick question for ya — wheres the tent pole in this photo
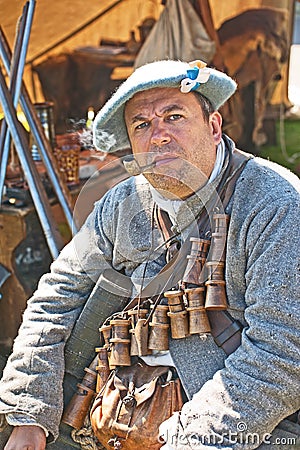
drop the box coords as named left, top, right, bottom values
left=0, top=1, right=35, bottom=201
left=0, top=27, right=78, bottom=235
left=0, top=66, right=64, bottom=259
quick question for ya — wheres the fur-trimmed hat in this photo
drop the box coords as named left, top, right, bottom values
left=93, top=59, right=237, bottom=153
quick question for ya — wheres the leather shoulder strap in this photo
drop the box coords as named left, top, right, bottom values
left=220, top=147, right=252, bottom=208
left=125, top=148, right=251, bottom=312
left=154, top=147, right=251, bottom=355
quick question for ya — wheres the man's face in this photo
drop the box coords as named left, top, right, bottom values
left=124, top=87, right=222, bottom=199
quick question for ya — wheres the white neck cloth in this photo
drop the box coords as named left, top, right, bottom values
left=148, top=138, right=226, bottom=223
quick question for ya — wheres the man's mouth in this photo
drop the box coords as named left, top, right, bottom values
left=153, top=155, right=179, bottom=167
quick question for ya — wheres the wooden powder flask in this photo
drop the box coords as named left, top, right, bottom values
left=108, top=319, right=131, bottom=367
left=181, top=237, right=212, bottom=334
left=205, top=262, right=227, bottom=310
left=148, top=304, right=170, bottom=351
left=165, top=289, right=185, bottom=313
left=185, top=287, right=211, bottom=334
left=182, top=238, right=210, bottom=286
left=184, top=286, right=205, bottom=308
left=164, top=290, right=189, bottom=339
left=128, top=308, right=150, bottom=357
left=62, top=358, right=97, bottom=429
left=209, top=214, right=230, bottom=262
left=95, top=347, right=110, bottom=393
left=99, top=323, right=115, bottom=369
left=99, top=323, right=112, bottom=348
left=204, top=213, right=230, bottom=310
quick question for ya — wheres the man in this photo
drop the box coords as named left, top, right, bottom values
left=0, top=59, right=299, bottom=449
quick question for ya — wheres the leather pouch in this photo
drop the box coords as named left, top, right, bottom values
left=90, top=359, right=183, bottom=450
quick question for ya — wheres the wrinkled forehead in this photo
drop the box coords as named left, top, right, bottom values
left=124, top=87, right=198, bottom=118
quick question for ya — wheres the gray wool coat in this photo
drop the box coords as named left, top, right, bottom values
left=0, top=139, right=299, bottom=449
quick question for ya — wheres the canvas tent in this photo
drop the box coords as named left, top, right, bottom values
left=0, top=0, right=296, bottom=147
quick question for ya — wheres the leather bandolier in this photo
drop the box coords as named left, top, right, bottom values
left=61, top=146, right=252, bottom=442
left=152, top=146, right=251, bottom=355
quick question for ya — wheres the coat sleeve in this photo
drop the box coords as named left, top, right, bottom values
left=0, top=195, right=115, bottom=441
left=162, top=174, right=300, bottom=449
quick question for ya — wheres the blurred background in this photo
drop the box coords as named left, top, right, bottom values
left=0, top=0, right=299, bottom=153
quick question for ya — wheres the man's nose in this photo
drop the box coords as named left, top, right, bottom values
left=150, top=121, right=171, bottom=147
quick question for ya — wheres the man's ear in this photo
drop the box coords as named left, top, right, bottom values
left=209, top=111, right=223, bottom=144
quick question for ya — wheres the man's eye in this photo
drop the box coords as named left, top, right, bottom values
left=168, top=114, right=182, bottom=121
left=135, top=121, right=149, bottom=130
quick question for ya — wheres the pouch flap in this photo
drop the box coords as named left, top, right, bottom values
left=113, top=361, right=170, bottom=406
left=133, top=377, right=158, bottom=406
